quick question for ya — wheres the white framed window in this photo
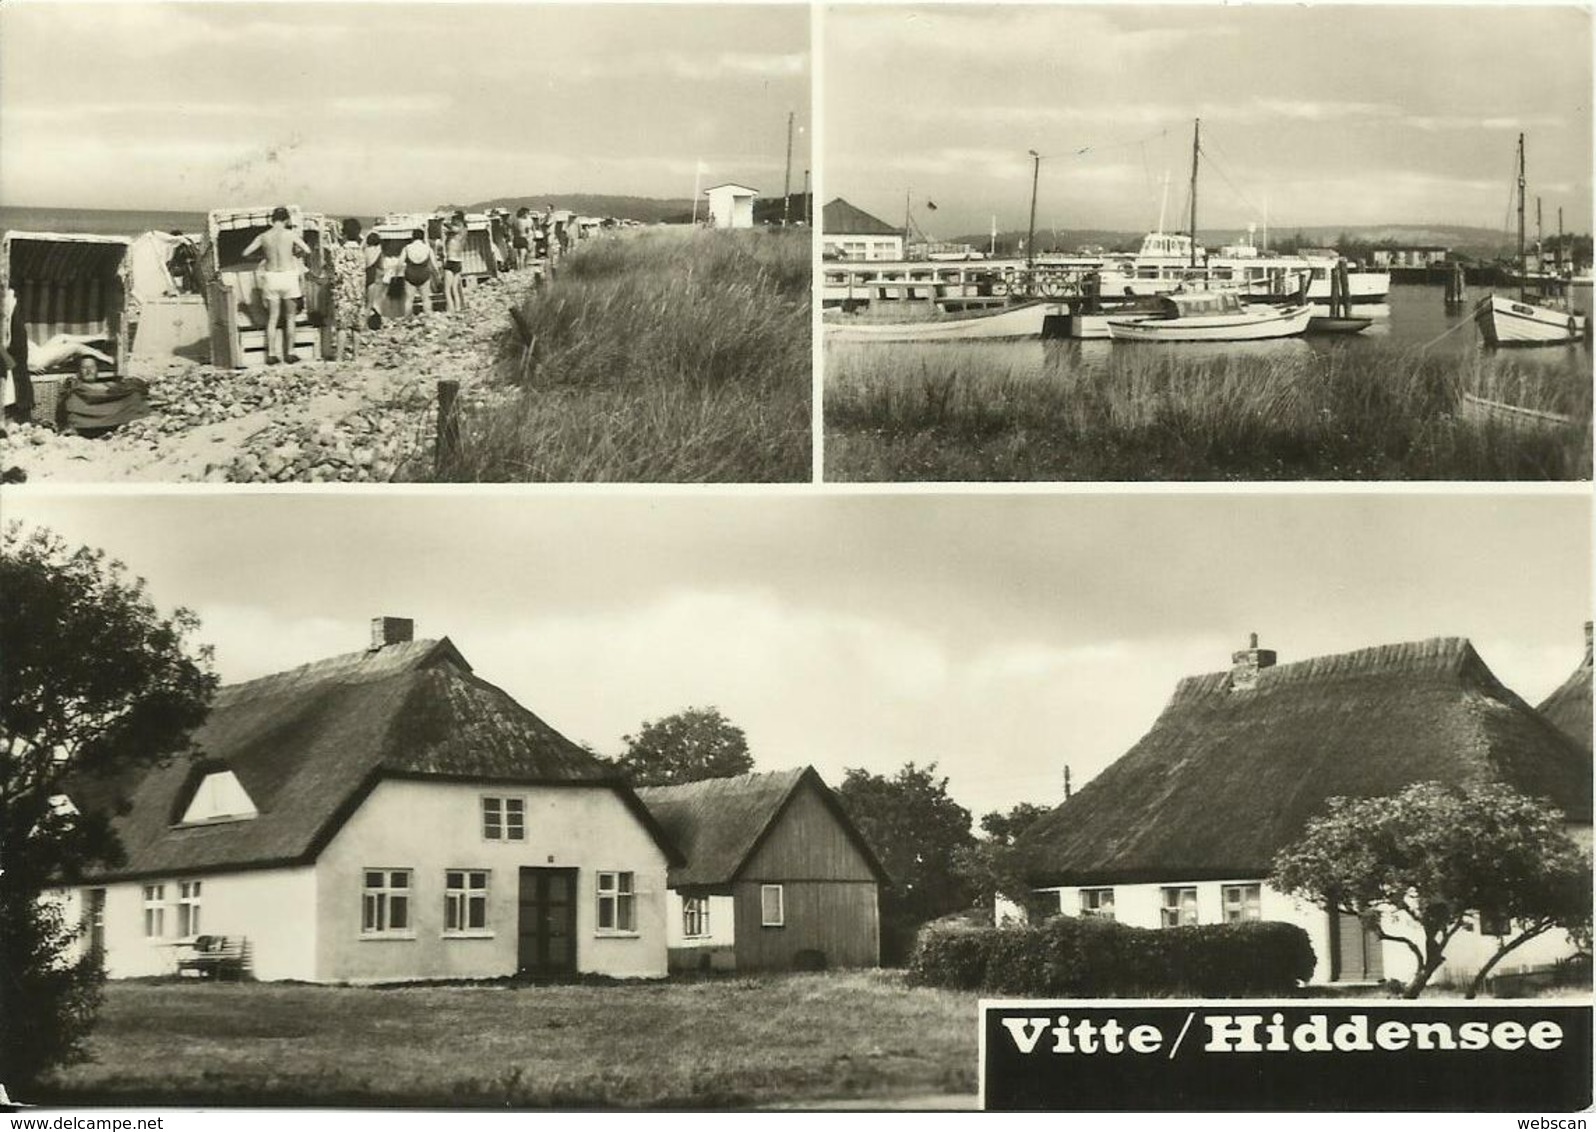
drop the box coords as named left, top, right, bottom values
left=142, top=884, right=166, bottom=938
left=1222, top=884, right=1262, bottom=924
left=445, top=870, right=489, bottom=934
left=362, top=869, right=412, bottom=935
left=1078, top=888, right=1115, bottom=921
left=683, top=896, right=710, bottom=938
left=761, top=884, right=785, bottom=927
left=596, top=871, right=636, bottom=934
left=176, top=880, right=203, bottom=937
left=1160, top=886, right=1198, bottom=928
left=482, top=796, right=526, bottom=841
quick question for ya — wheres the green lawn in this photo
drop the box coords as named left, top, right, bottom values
left=36, top=972, right=978, bottom=1109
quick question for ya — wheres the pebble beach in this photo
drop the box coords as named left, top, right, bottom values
left=1, top=268, right=542, bottom=483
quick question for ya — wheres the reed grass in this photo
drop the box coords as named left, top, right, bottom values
left=824, top=341, right=1592, bottom=481
left=440, top=228, right=811, bottom=482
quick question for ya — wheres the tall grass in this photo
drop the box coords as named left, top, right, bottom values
left=825, top=341, right=1592, bottom=481
left=440, top=229, right=810, bottom=482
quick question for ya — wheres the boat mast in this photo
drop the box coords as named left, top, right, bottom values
left=1558, top=206, right=1564, bottom=275
left=1536, top=195, right=1544, bottom=278
left=1516, top=132, right=1526, bottom=300
left=1026, top=149, right=1040, bottom=275
left=1188, top=118, right=1201, bottom=268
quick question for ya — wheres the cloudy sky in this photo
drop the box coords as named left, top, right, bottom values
left=8, top=491, right=1588, bottom=822
left=824, top=4, right=1593, bottom=241
left=0, top=2, right=808, bottom=215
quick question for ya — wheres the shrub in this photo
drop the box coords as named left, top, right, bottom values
left=907, top=916, right=1315, bottom=997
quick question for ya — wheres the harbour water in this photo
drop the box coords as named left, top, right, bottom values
left=0, top=205, right=209, bottom=240
left=826, top=284, right=1592, bottom=389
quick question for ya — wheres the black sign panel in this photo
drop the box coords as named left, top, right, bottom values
left=982, top=1001, right=1593, bottom=1111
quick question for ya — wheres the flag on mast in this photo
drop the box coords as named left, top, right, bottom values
left=691, top=159, right=707, bottom=225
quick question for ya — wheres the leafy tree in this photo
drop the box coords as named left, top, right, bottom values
left=1271, top=781, right=1592, bottom=999
left=1, top=524, right=217, bottom=1088
left=954, top=802, right=1054, bottom=912
left=837, top=762, right=977, bottom=961
left=979, top=801, right=1050, bottom=846
left=612, top=706, right=753, bottom=786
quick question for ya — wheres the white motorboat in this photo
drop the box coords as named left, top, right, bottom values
left=823, top=300, right=1057, bottom=342
left=1105, top=291, right=1313, bottom=342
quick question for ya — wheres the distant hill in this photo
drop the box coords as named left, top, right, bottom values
left=467, top=194, right=696, bottom=224
left=953, top=222, right=1526, bottom=260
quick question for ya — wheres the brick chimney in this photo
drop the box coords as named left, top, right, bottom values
left=1230, top=632, right=1277, bottom=692
left=369, top=616, right=415, bottom=651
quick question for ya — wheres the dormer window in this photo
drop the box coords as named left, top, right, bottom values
left=179, top=770, right=258, bottom=825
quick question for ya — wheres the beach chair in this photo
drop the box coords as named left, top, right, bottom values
left=204, top=207, right=333, bottom=368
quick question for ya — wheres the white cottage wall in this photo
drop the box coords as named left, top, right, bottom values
left=314, top=778, right=669, bottom=983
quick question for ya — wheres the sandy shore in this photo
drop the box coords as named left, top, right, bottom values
left=0, top=268, right=544, bottom=484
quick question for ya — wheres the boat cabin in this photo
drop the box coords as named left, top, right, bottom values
left=1155, top=290, right=1245, bottom=319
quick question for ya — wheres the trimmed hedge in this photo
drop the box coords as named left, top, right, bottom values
left=907, top=916, right=1315, bottom=997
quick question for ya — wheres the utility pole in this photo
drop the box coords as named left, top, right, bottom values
left=1189, top=117, right=1201, bottom=269
left=1063, top=766, right=1072, bottom=801
left=803, top=169, right=811, bottom=227
left=782, top=111, right=794, bottom=227
left=1026, top=149, right=1040, bottom=273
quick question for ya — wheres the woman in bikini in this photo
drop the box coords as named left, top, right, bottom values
left=402, top=229, right=436, bottom=318
left=442, top=210, right=467, bottom=313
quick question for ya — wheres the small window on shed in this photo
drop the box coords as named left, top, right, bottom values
left=761, top=884, right=785, bottom=928
left=179, top=770, right=257, bottom=824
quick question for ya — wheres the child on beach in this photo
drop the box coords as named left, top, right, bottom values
left=442, top=210, right=467, bottom=313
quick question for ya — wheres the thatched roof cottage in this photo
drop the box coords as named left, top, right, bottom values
left=66, top=618, right=681, bottom=983
left=1538, top=622, right=1593, bottom=752
left=1010, top=635, right=1592, bottom=987
left=637, top=768, right=888, bottom=972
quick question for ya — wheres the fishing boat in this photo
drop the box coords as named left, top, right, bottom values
left=1105, top=291, right=1312, bottom=342
left=822, top=300, right=1058, bottom=342
left=1088, top=120, right=1390, bottom=310
left=1475, top=134, right=1583, bottom=347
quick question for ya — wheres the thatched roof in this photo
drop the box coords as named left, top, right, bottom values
left=636, top=767, right=888, bottom=889
left=1536, top=625, right=1592, bottom=752
left=78, top=638, right=679, bottom=881
left=1016, top=637, right=1593, bottom=888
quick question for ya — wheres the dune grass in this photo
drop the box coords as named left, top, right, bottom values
left=33, top=972, right=977, bottom=1109
left=438, top=228, right=811, bottom=482
left=824, top=340, right=1592, bottom=481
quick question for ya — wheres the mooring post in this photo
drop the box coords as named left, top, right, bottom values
left=435, top=379, right=460, bottom=478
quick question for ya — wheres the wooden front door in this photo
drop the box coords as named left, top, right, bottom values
left=1330, top=909, right=1384, bottom=982
left=517, top=867, right=578, bottom=976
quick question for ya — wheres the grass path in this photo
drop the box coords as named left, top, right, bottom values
left=36, top=972, right=978, bottom=1109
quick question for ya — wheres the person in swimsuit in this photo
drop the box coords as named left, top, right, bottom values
left=442, top=210, right=467, bottom=313
left=363, top=231, right=386, bottom=329
left=402, top=229, right=436, bottom=317
left=512, top=208, right=533, bottom=271
left=241, top=206, right=313, bottom=364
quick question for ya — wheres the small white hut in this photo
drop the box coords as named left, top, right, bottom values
left=704, top=184, right=758, bottom=230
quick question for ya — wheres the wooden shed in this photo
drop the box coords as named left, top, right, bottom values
left=636, top=767, right=887, bottom=972
left=205, top=207, right=332, bottom=369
